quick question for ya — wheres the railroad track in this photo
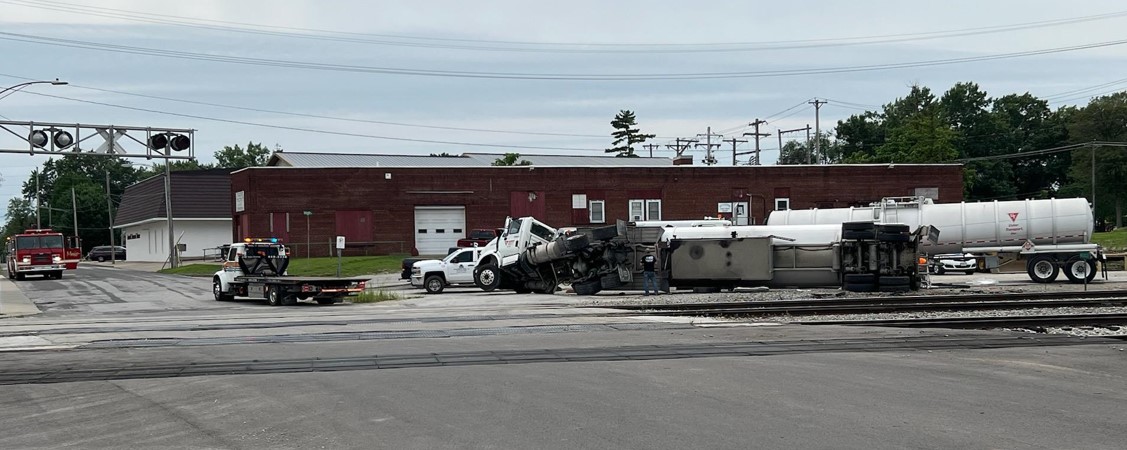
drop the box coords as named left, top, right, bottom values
left=798, top=313, right=1127, bottom=332
left=594, top=290, right=1127, bottom=317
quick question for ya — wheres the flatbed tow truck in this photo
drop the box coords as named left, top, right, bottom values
left=212, top=238, right=369, bottom=306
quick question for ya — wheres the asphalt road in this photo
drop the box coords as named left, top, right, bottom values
left=1, top=266, right=1125, bottom=449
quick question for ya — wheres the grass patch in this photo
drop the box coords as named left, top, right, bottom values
left=158, top=255, right=407, bottom=277
left=160, top=263, right=222, bottom=277
left=1093, top=229, right=1127, bottom=252
left=350, top=290, right=403, bottom=303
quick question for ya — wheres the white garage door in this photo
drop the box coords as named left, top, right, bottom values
left=414, top=206, right=466, bottom=255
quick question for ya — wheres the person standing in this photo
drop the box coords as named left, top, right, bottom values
left=642, top=253, right=658, bottom=295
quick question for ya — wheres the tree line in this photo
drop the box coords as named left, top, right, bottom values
left=776, top=84, right=1125, bottom=229
left=1, top=142, right=272, bottom=251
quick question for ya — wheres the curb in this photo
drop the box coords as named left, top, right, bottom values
left=0, top=276, right=42, bottom=318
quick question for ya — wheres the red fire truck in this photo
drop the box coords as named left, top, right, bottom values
left=4, top=228, right=82, bottom=280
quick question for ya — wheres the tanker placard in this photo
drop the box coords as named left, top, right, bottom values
left=1005, top=212, right=1024, bottom=235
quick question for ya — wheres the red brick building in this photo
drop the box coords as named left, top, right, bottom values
left=231, top=152, right=963, bottom=256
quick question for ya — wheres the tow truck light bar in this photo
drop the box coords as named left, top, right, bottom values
left=243, top=237, right=280, bottom=243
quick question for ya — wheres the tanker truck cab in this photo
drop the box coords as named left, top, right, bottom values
left=474, top=216, right=571, bottom=292
left=411, top=246, right=484, bottom=294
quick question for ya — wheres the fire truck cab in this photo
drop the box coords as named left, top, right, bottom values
left=5, top=228, right=81, bottom=280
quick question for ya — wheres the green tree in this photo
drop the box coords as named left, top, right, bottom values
left=991, top=93, right=1071, bottom=199
left=605, top=110, right=656, bottom=157
left=1064, top=92, right=1127, bottom=228
left=776, top=135, right=840, bottom=165
left=492, top=153, right=531, bottom=166
left=215, top=141, right=271, bottom=169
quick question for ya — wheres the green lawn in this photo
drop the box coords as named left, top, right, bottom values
left=159, top=255, right=407, bottom=277
left=1093, top=229, right=1127, bottom=252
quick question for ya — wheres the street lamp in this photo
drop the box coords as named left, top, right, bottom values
left=0, top=79, right=68, bottom=101
left=4, top=79, right=68, bottom=230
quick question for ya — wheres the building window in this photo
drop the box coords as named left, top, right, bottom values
left=775, top=198, right=790, bottom=211
left=589, top=200, right=605, bottom=223
left=629, top=199, right=662, bottom=221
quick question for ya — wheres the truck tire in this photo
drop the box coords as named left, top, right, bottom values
left=267, top=288, right=282, bottom=306
left=424, top=274, right=446, bottom=294
left=842, top=230, right=875, bottom=240
left=473, top=264, right=502, bottom=291
left=599, top=273, right=623, bottom=289
left=1062, top=256, right=1096, bottom=284
left=590, top=225, right=619, bottom=241
left=842, top=221, right=875, bottom=231
left=562, top=234, right=590, bottom=252
left=572, top=280, right=601, bottom=296
left=844, top=273, right=875, bottom=284
left=213, top=279, right=234, bottom=301
left=879, top=275, right=910, bottom=286
left=1026, top=255, right=1059, bottom=283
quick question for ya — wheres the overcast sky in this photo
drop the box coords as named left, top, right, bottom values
left=2, top=0, right=1126, bottom=217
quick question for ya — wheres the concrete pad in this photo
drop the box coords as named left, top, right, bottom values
left=0, top=276, right=41, bottom=317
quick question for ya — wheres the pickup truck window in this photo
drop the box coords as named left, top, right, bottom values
left=451, top=251, right=474, bottom=263
left=468, top=230, right=496, bottom=240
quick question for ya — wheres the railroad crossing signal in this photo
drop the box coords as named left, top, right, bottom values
left=0, top=120, right=195, bottom=160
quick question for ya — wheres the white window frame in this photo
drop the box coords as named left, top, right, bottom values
left=589, top=200, right=605, bottom=223
left=775, top=197, right=790, bottom=211
left=646, top=199, right=662, bottom=221
left=629, top=199, right=662, bottom=221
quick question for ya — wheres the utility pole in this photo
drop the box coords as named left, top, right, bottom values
left=71, top=187, right=78, bottom=243
left=643, top=143, right=660, bottom=158
left=105, top=170, right=116, bottom=265
left=778, top=125, right=813, bottom=164
left=742, top=119, right=770, bottom=165
left=809, top=99, right=827, bottom=164
left=695, top=127, right=722, bottom=165
left=723, top=137, right=748, bottom=166
left=165, top=160, right=177, bottom=268
left=35, top=171, right=40, bottom=228
left=665, top=138, right=697, bottom=158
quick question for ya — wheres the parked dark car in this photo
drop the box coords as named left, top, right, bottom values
left=87, top=245, right=127, bottom=262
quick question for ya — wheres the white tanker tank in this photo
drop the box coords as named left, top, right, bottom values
left=767, top=197, right=1103, bottom=284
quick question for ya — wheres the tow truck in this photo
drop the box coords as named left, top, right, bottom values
left=212, top=238, right=369, bottom=306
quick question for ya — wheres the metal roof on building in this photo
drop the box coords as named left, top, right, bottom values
left=266, top=151, right=675, bottom=168
left=114, top=168, right=233, bottom=227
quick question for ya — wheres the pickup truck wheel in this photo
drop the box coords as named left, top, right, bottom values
left=473, top=264, right=502, bottom=291
left=424, top=275, right=445, bottom=294
left=267, top=288, right=282, bottom=306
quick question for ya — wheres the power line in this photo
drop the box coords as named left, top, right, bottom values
left=0, top=73, right=609, bottom=140
left=3, top=31, right=1126, bottom=81
left=6, top=0, right=1127, bottom=54
left=18, top=90, right=608, bottom=153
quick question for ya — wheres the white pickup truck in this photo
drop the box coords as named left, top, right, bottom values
left=410, top=247, right=483, bottom=294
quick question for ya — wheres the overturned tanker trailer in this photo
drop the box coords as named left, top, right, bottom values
left=472, top=216, right=930, bottom=295
left=657, top=222, right=927, bottom=292
left=768, top=197, right=1104, bottom=284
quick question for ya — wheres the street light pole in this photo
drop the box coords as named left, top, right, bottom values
left=3, top=80, right=67, bottom=231
left=0, top=79, right=68, bottom=100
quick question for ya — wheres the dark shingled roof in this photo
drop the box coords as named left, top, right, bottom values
left=114, top=168, right=233, bottom=227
